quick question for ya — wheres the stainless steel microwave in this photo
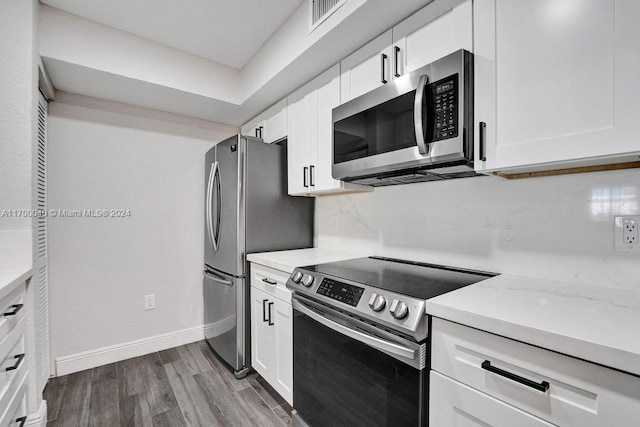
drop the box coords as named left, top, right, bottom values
left=332, top=49, right=476, bottom=186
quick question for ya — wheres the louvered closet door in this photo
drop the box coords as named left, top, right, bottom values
left=35, top=92, right=50, bottom=392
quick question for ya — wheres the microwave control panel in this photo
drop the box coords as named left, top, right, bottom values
left=316, top=278, right=364, bottom=307
left=431, top=74, right=458, bottom=142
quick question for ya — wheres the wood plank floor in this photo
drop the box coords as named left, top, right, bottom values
left=44, top=341, right=292, bottom=427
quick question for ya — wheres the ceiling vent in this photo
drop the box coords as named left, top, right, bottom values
left=309, top=0, right=346, bottom=32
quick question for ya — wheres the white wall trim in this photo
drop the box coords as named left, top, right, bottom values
left=27, top=400, right=47, bottom=427
left=54, top=325, right=206, bottom=376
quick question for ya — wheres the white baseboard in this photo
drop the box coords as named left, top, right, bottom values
left=27, top=400, right=47, bottom=427
left=54, top=325, right=207, bottom=376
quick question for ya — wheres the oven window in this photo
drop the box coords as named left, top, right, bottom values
left=333, top=89, right=429, bottom=164
left=293, top=309, right=427, bottom=427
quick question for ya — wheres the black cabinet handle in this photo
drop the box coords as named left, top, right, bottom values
left=309, top=165, right=315, bottom=187
left=481, top=360, right=549, bottom=392
left=381, top=53, right=388, bottom=84
left=262, top=278, right=277, bottom=285
left=479, top=121, right=487, bottom=161
left=303, top=166, right=309, bottom=188
left=258, top=126, right=263, bottom=139
left=6, top=353, right=25, bottom=372
left=255, top=128, right=259, bottom=138
left=15, top=417, right=27, bottom=427
left=394, top=46, right=401, bottom=77
left=262, top=299, right=269, bottom=322
left=4, top=304, right=23, bottom=317
left=268, top=302, right=274, bottom=326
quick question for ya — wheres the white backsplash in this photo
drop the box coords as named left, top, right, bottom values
left=316, top=168, right=640, bottom=292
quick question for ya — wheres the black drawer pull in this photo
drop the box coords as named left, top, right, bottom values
left=268, top=302, right=274, bottom=326
left=262, top=299, right=269, bottom=323
left=4, top=304, right=23, bottom=317
left=262, top=278, right=277, bottom=285
left=6, top=353, right=25, bottom=372
left=16, top=416, right=27, bottom=427
left=481, top=360, right=549, bottom=392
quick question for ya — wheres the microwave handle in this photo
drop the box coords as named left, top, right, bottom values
left=414, top=73, right=430, bottom=155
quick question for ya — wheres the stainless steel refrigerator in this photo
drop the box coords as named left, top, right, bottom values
left=203, top=134, right=314, bottom=378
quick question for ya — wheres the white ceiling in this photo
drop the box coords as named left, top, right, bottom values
left=40, top=0, right=303, bottom=70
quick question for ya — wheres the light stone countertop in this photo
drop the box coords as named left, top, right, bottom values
left=0, top=268, right=33, bottom=301
left=425, top=274, right=640, bottom=377
left=247, top=247, right=368, bottom=274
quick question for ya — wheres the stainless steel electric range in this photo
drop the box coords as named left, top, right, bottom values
left=286, top=256, right=496, bottom=427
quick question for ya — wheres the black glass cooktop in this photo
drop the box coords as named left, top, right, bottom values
left=303, top=256, right=496, bottom=300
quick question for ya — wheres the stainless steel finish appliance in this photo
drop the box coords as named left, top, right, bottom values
left=287, top=256, right=495, bottom=426
left=332, top=49, right=476, bottom=186
left=204, top=135, right=314, bottom=378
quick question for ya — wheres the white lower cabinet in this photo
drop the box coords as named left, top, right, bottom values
left=430, top=318, right=640, bottom=427
left=0, top=282, right=28, bottom=426
left=430, top=371, right=554, bottom=427
left=249, top=263, right=293, bottom=405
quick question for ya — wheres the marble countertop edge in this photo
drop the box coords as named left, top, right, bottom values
left=425, top=286, right=640, bottom=377
left=0, top=267, right=33, bottom=301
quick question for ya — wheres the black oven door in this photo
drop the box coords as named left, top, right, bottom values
left=292, top=296, right=428, bottom=427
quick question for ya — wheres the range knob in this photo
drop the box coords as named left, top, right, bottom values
left=390, top=299, right=409, bottom=320
left=291, top=271, right=303, bottom=283
left=367, top=293, right=386, bottom=312
left=301, top=274, right=315, bottom=287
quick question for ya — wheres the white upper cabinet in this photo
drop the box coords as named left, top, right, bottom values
left=340, top=30, right=393, bottom=104
left=241, top=98, right=288, bottom=143
left=288, top=65, right=370, bottom=196
left=339, top=0, right=472, bottom=105
left=392, top=0, right=473, bottom=77
left=474, top=0, right=640, bottom=175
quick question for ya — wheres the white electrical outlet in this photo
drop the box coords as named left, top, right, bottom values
left=614, top=216, right=640, bottom=252
left=144, top=294, right=156, bottom=310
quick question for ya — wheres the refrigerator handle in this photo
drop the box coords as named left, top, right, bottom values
left=212, top=162, right=222, bottom=250
left=206, top=162, right=217, bottom=252
left=204, top=270, right=233, bottom=287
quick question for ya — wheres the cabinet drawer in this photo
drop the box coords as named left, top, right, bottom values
left=0, top=286, right=26, bottom=345
left=430, top=371, right=553, bottom=426
left=250, top=263, right=292, bottom=303
left=0, top=371, right=27, bottom=427
left=432, top=318, right=640, bottom=427
left=0, top=315, right=26, bottom=416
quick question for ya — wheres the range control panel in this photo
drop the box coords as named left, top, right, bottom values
left=316, top=278, right=364, bottom=307
left=431, top=74, right=458, bottom=142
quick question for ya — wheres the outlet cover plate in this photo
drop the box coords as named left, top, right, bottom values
left=614, top=216, right=640, bottom=252
left=144, top=294, right=156, bottom=310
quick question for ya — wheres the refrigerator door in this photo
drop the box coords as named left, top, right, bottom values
left=205, top=135, right=245, bottom=276
left=203, top=269, right=246, bottom=371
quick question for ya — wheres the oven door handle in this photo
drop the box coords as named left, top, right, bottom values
left=292, top=299, right=419, bottom=364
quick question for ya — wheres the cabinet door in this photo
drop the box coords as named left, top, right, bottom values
left=287, top=90, right=316, bottom=195
left=241, top=121, right=264, bottom=139
left=263, top=106, right=287, bottom=144
left=273, top=298, right=293, bottom=405
left=251, top=287, right=275, bottom=380
left=430, top=371, right=554, bottom=427
left=313, top=65, right=341, bottom=192
left=474, top=0, right=640, bottom=174
left=392, top=0, right=472, bottom=77
left=340, top=29, right=393, bottom=103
